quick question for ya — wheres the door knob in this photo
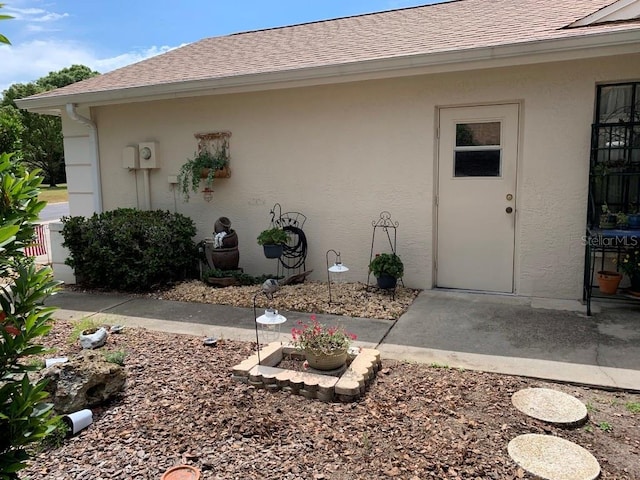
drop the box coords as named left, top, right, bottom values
left=506, top=207, right=513, bottom=214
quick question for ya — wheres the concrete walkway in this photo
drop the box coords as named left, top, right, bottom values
left=46, top=288, right=640, bottom=392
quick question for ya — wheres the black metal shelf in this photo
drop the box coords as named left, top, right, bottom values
left=584, top=228, right=640, bottom=315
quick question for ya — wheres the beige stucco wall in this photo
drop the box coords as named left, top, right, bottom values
left=66, top=53, right=640, bottom=300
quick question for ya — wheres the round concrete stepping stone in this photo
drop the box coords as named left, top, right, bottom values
left=508, top=434, right=600, bottom=480
left=512, top=388, right=588, bottom=425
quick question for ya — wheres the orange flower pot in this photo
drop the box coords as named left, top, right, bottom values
left=596, top=271, right=622, bottom=295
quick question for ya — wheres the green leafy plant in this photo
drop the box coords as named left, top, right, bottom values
left=613, top=250, right=640, bottom=278
left=599, top=204, right=617, bottom=228
left=616, top=212, right=628, bottom=227
left=291, top=314, right=356, bottom=355
left=0, top=152, right=61, bottom=478
left=256, top=227, right=289, bottom=246
left=0, top=4, right=12, bottom=46
left=37, top=417, right=69, bottom=451
left=61, top=208, right=197, bottom=291
left=68, top=317, right=100, bottom=343
left=27, top=358, right=45, bottom=370
left=625, top=402, right=640, bottom=414
left=429, top=362, right=450, bottom=369
left=103, top=350, right=126, bottom=366
left=177, top=147, right=229, bottom=201
left=369, top=253, right=404, bottom=279
left=585, top=402, right=598, bottom=414
left=598, top=421, right=612, bottom=432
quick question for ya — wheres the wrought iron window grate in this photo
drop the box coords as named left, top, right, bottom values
left=588, top=82, right=640, bottom=226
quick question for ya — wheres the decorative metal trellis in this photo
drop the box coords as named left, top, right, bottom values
left=194, top=131, right=231, bottom=201
left=268, top=203, right=308, bottom=279
left=367, top=211, right=403, bottom=298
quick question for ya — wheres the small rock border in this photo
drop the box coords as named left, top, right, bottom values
left=232, top=343, right=381, bottom=402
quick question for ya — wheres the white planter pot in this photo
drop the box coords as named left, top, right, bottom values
left=63, top=409, right=93, bottom=435
left=79, top=327, right=108, bottom=349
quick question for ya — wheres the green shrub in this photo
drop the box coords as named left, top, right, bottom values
left=61, top=208, right=197, bottom=291
left=1, top=152, right=60, bottom=478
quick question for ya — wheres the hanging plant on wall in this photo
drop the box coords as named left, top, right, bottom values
left=177, top=131, right=231, bottom=201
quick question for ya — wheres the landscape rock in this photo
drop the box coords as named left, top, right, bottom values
left=43, top=350, right=126, bottom=413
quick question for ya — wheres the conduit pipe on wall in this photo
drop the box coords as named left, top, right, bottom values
left=65, top=103, right=103, bottom=214
left=142, top=169, right=151, bottom=211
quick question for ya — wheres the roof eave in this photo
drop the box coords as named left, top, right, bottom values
left=16, top=29, right=640, bottom=114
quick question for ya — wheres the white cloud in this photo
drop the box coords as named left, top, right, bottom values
left=4, top=5, right=68, bottom=22
left=31, top=12, right=69, bottom=22
left=3, top=7, right=47, bottom=19
left=25, top=24, right=59, bottom=33
left=0, top=40, right=177, bottom=92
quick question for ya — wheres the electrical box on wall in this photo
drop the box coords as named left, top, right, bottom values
left=122, top=146, right=139, bottom=169
left=138, top=142, right=159, bottom=169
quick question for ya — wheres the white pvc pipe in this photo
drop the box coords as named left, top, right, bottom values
left=63, top=409, right=93, bottom=435
left=142, top=169, right=151, bottom=210
left=65, top=103, right=103, bottom=214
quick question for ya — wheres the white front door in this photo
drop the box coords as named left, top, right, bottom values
left=436, top=104, right=519, bottom=292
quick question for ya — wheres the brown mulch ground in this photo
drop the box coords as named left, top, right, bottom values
left=152, top=280, right=420, bottom=320
left=24, top=320, right=640, bottom=480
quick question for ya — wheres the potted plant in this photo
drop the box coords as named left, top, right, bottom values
left=596, top=270, right=622, bottom=295
left=599, top=204, right=617, bottom=229
left=369, top=253, right=404, bottom=289
left=628, top=206, right=640, bottom=229
left=291, top=314, right=357, bottom=371
left=614, top=249, right=640, bottom=293
left=616, top=212, right=629, bottom=229
left=257, top=227, right=289, bottom=259
left=177, top=147, right=229, bottom=201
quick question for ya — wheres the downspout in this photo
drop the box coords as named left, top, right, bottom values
left=65, top=103, right=103, bottom=213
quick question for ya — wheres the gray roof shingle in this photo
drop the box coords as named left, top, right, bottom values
left=24, top=0, right=640, bottom=101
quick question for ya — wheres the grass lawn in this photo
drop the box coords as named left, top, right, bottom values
left=38, top=184, right=68, bottom=204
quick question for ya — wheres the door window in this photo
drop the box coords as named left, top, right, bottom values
left=454, top=122, right=502, bottom=177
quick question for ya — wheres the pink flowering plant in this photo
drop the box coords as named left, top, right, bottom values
left=291, top=314, right=357, bottom=355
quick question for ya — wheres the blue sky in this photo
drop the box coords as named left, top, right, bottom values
left=0, top=0, right=439, bottom=92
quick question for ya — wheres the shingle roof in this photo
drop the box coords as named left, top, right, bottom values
left=24, top=0, right=640, bottom=102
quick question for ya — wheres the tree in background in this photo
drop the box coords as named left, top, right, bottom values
left=0, top=106, right=22, bottom=155
left=0, top=65, right=99, bottom=186
left=36, top=65, right=98, bottom=91
left=0, top=152, right=60, bottom=478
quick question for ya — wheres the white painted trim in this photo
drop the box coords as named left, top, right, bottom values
left=65, top=104, right=103, bottom=213
left=16, top=29, right=640, bottom=113
left=569, top=0, right=640, bottom=27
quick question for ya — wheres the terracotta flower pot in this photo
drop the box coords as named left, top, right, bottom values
left=596, top=271, right=622, bottom=295
left=200, top=166, right=230, bottom=179
left=161, top=465, right=201, bottom=480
